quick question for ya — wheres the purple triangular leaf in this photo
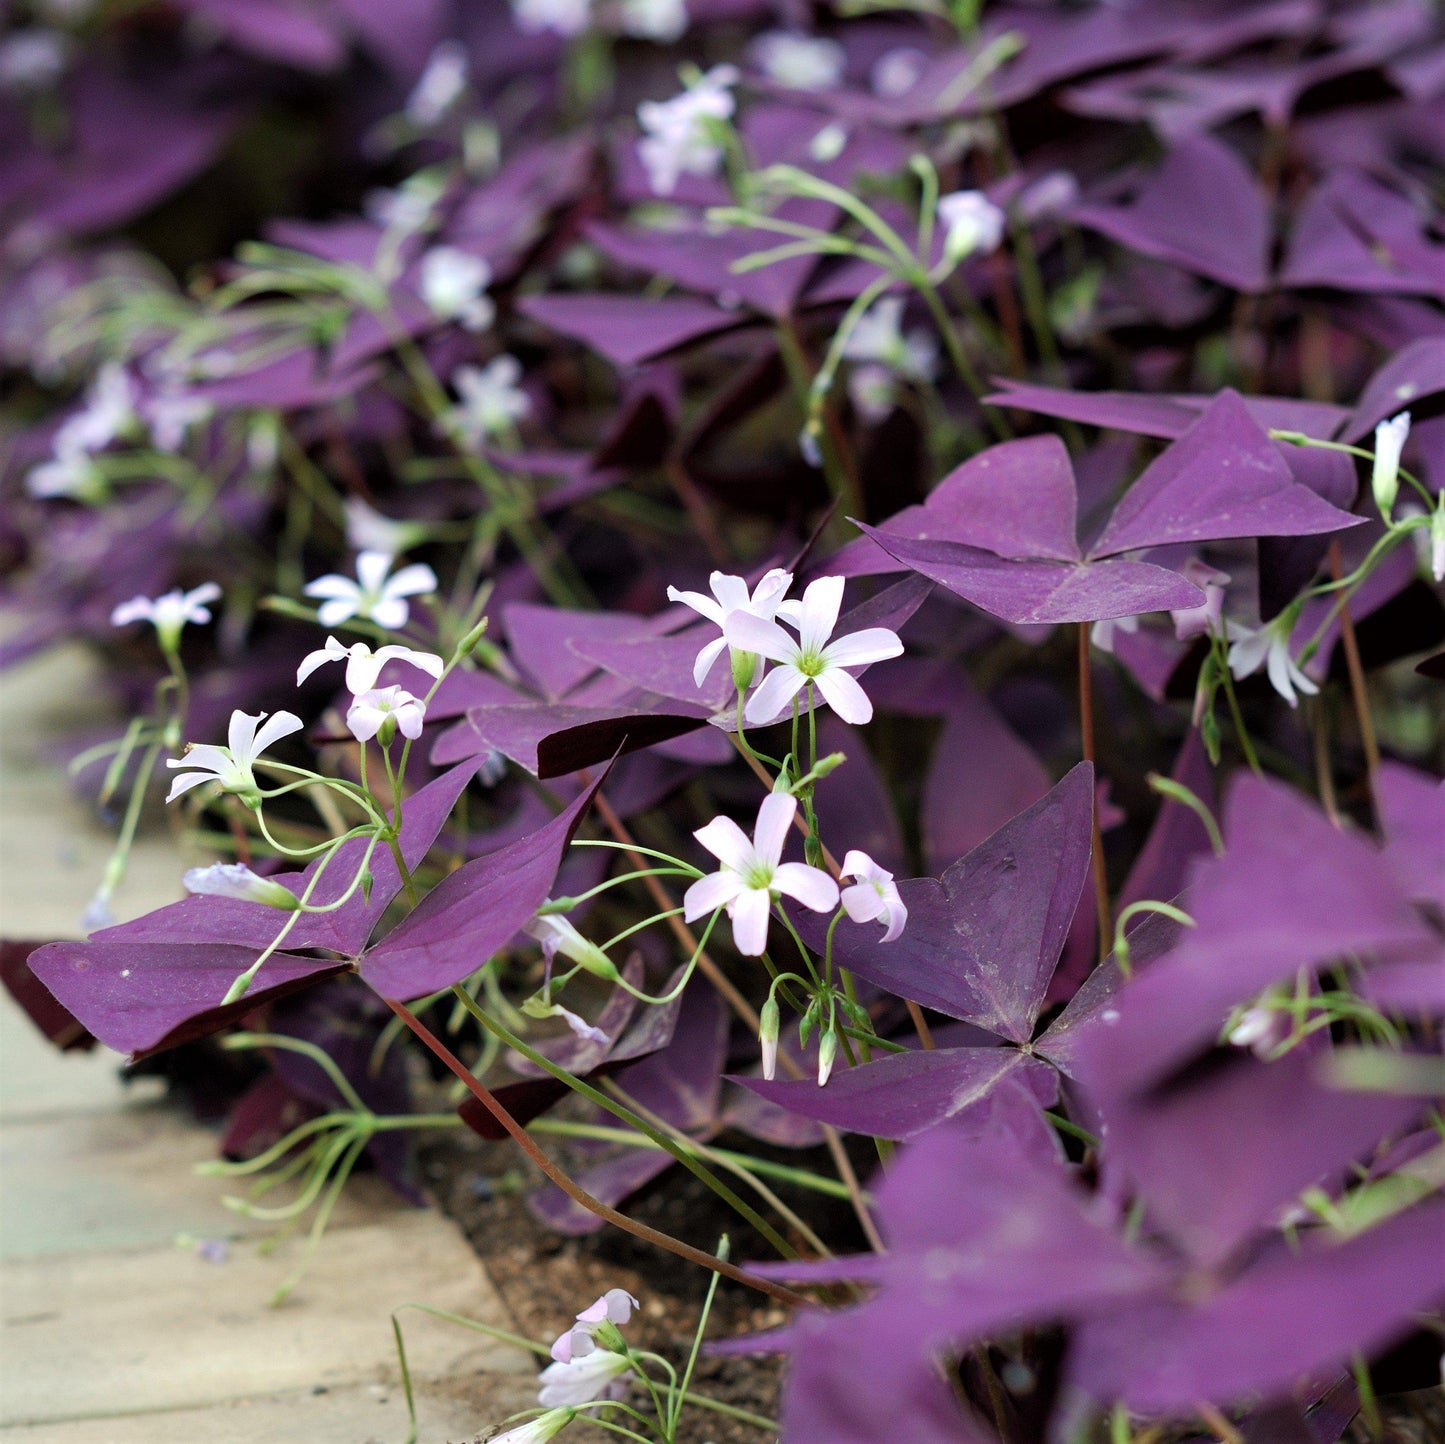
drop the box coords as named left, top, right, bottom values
left=518, top=293, right=748, bottom=366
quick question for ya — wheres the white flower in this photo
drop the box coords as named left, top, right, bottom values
left=1228, top=1004, right=1286, bottom=1057
left=617, top=0, right=687, bottom=42
left=24, top=449, right=104, bottom=500
left=346, top=686, right=427, bottom=743
left=143, top=384, right=212, bottom=452
left=839, top=850, right=907, bottom=943
left=183, top=862, right=300, bottom=911
left=0, top=30, right=69, bottom=91
left=817, top=1027, right=838, bottom=1087
left=726, top=575, right=904, bottom=726
left=54, top=361, right=138, bottom=454
left=166, top=709, right=304, bottom=805
left=841, top=296, right=937, bottom=382
left=871, top=46, right=925, bottom=99
left=1170, top=560, right=1230, bottom=641
left=445, top=357, right=531, bottom=445
left=1017, top=170, right=1078, bottom=222
left=752, top=32, right=845, bottom=91
left=364, top=172, right=445, bottom=235
left=488, top=1409, right=576, bottom=1444
left=537, top=1349, right=632, bottom=1408
left=111, top=583, right=221, bottom=647
left=524, top=912, right=619, bottom=981
left=303, top=551, right=438, bottom=630
left=846, top=362, right=896, bottom=424
left=343, top=499, right=426, bottom=557
left=1226, top=616, right=1318, bottom=709
left=636, top=65, right=738, bottom=197
left=512, top=0, right=590, bottom=35
left=937, top=189, right=1006, bottom=263
left=296, top=635, right=444, bottom=695
left=551, top=1289, right=638, bottom=1364
left=406, top=40, right=469, bottom=126
left=1089, top=612, right=1140, bottom=655
left=1371, top=411, right=1410, bottom=521
left=666, top=567, right=799, bottom=689
left=419, top=246, right=494, bottom=331
left=683, top=793, right=839, bottom=957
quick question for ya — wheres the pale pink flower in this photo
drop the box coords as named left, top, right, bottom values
left=550, top=1289, right=638, bottom=1364
left=666, top=568, right=799, bottom=688
left=296, top=636, right=443, bottom=695
left=683, top=793, right=839, bottom=956
left=345, top=686, right=426, bottom=743
left=839, top=850, right=907, bottom=943
left=303, top=551, right=438, bottom=630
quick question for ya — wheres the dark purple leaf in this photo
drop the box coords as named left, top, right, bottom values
left=1375, top=763, right=1445, bottom=911
left=1, top=940, right=95, bottom=1051
left=517, top=294, right=748, bottom=366
left=503, top=604, right=652, bottom=702
left=361, top=772, right=605, bottom=999
left=1342, top=337, right=1445, bottom=443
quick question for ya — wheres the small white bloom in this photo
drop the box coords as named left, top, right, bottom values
left=636, top=65, right=738, bottom=197
left=1371, top=411, right=1410, bottom=521
left=666, top=567, right=800, bottom=689
left=842, top=296, right=937, bottom=382
left=166, top=709, right=304, bottom=805
left=406, top=40, right=469, bottom=127
left=183, top=862, right=300, bottom=911
left=617, top=0, right=687, bottom=42
left=445, top=357, right=531, bottom=445
left=816, top=1027, right=838, bottom=1087
left=1228, top=1004, right=1286, bottom=1057
left=303, top=550, right=439, bottom=630
left=111, top=582, right=222, bottom=649
left=55, top=361, right=138, bottom=455
left=752, top=31, right=845, bottom=91
left=551, top=1289, right=638, bottom=1363
left=871, top=46, right=925, bottom=99
left=537, top=1349, right=632, bottom=1408
left=937, top=189, right=1006, bottom=264
left=343, top=499, right=425, bottom=558
left=1090, top=612, right=1140, bottom=655
left=524, top=911, right=619, bottom=981
left=839, top=849, right=907, bottom=943
left=364, top=172, right=446, bottom=235
left=1170, top=560, right=1230, bottom=641
left=1226, top=616, right=1318, bottom=709
left=346, top=685, right=426, bottom=743
left=809, top=122, right=848, bottom=163
left=488, top=1409, right=576, bottom=1444
left=419, top=246, right=494, bottom=331
left=512, top=0, right=590, bottom=35
left=25, top=449, right=104, bottom=500
left=683, top=793, right=839, bottom=957
left=0, top=30, right=69, bottom=91
left=1017, top=170, right=1078, bottom=223
left=297, top=635, right=444, bottom=696
left=1432, top=508, right=1445, bottom=584
left=846, top=362, right=898, bottom=425
left=726, top=575, right=904, bottom=727
left=81, top=890, right=116, bottom=933
left=143, top=384, right=212, bottom=452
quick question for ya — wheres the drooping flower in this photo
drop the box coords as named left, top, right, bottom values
left=1170, top=560, right=1230, bottom=641
left=617, top=0, right=687, bottom=42
left=551, top=1289, right=638, bottom=1363
left=165, top=710, right=304, bottom=805
left=839, top=850, right=908, bottom=943
left=636, top=65, right=738, bottom=197
left=725, top=575, right=904, bottom=726
left=524, top=911, right=619, bottom=981
left=683, top=793, right=839, bottom=956
left=752, top=31, right=845, bottom=91
left=537, top=1349, right=633, bottom=1408
left=512, top=0, right=590, bottom=35
left=445, top=357, right=531, bottom=446
left=346, top=686, right=427, bottom=743
left=303, top=551, right=438, bottom=630
left=937, top=189, right=1007, bottom=263
left=666, top=567, right=799, bottom=688
left=182, top=862, right=300, bottom=911
left=405, top=40, right=469, bottom=126
left=1226, top=616, right=1318, bottom=708
left=419, top=246, right=494, bottom=331
left=1089, top=612, right=1140, bottom=655
left=841, top=297, right=937, bottom=382
left=111, top=582, right=221, bottom=650
left=1371, top=411, right=1410, bottom=521
left=343, top=499, right=426, bottom=558
left=488, top=1409, right=576, bottom=1444
left=296, top=636, right=444, bottom=696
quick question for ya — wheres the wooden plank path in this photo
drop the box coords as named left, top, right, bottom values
left=0, top=642, right=537, bottom=1442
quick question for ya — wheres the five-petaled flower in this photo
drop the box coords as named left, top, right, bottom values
left=303, top=551, right=438, bottom=631
left=166, top=709, right=303, bottom=806
left=445, top=357, right=531, bottom=446
left=667, top=568, right=799, bottom=689
left=1226, top=615, right=1318, bottom=709
left=725, top=575, right=903, bottom=726
left=636, top=65, right=738, bottom=196
left=297, top=636, right=444, bottom=696
left=419, top=246, right=494, bottom=332
left=111, top=582, right=221, bottom=650
left=839, top=850, right=908, bottom=942
left=684, top=793, right=839, bottom=956
left=346, top=686, right=426, bottom=744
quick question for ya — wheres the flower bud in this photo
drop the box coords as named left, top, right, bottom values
left=1432, top=506, right=1445, bottom=584
left=183, top=863, right=301, bottom=910
left=759, top=995, right=780, bottom=1081
left=525, top=914, right=619, bottom=981
left=731, top=647, right=760, bottom=692
left=817, top=1027, right=838, bottom=1087
left=1372, top=411, right=1410, bottom=522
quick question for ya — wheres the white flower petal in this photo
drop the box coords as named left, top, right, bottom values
left=821, top=626, right=903, bottom=669
left=812, top=666, right=874, bottom=725
left=797, top=575, right=845, bottom=655
left=773, top=862, right=840, bottom=914
left=729, top=887, right=773, bottom=956
left=725, top=610, right=798, bottom=665
left=683, top=870, right=747, bottom=921
left=743, top=664, right=807, bottom=725
left=692, top=815, right=755, bottom=872
left=752, top=792, right=797, bottom=868
left=249, top=710, right=304, bottom=759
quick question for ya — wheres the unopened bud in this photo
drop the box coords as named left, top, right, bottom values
left=1432, top=506, right=1445, bottom=584
left=731, top=647, right=760, bottom=692
left=811, top=751, right=846, bottom=779
left=817, top=1028, right=838, bottom=1087
left=759, top=996, right=780, bottom=1081
left=183, top=863, right=301, bottom=911
left=1372, top=412, right=1410, bottom=522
